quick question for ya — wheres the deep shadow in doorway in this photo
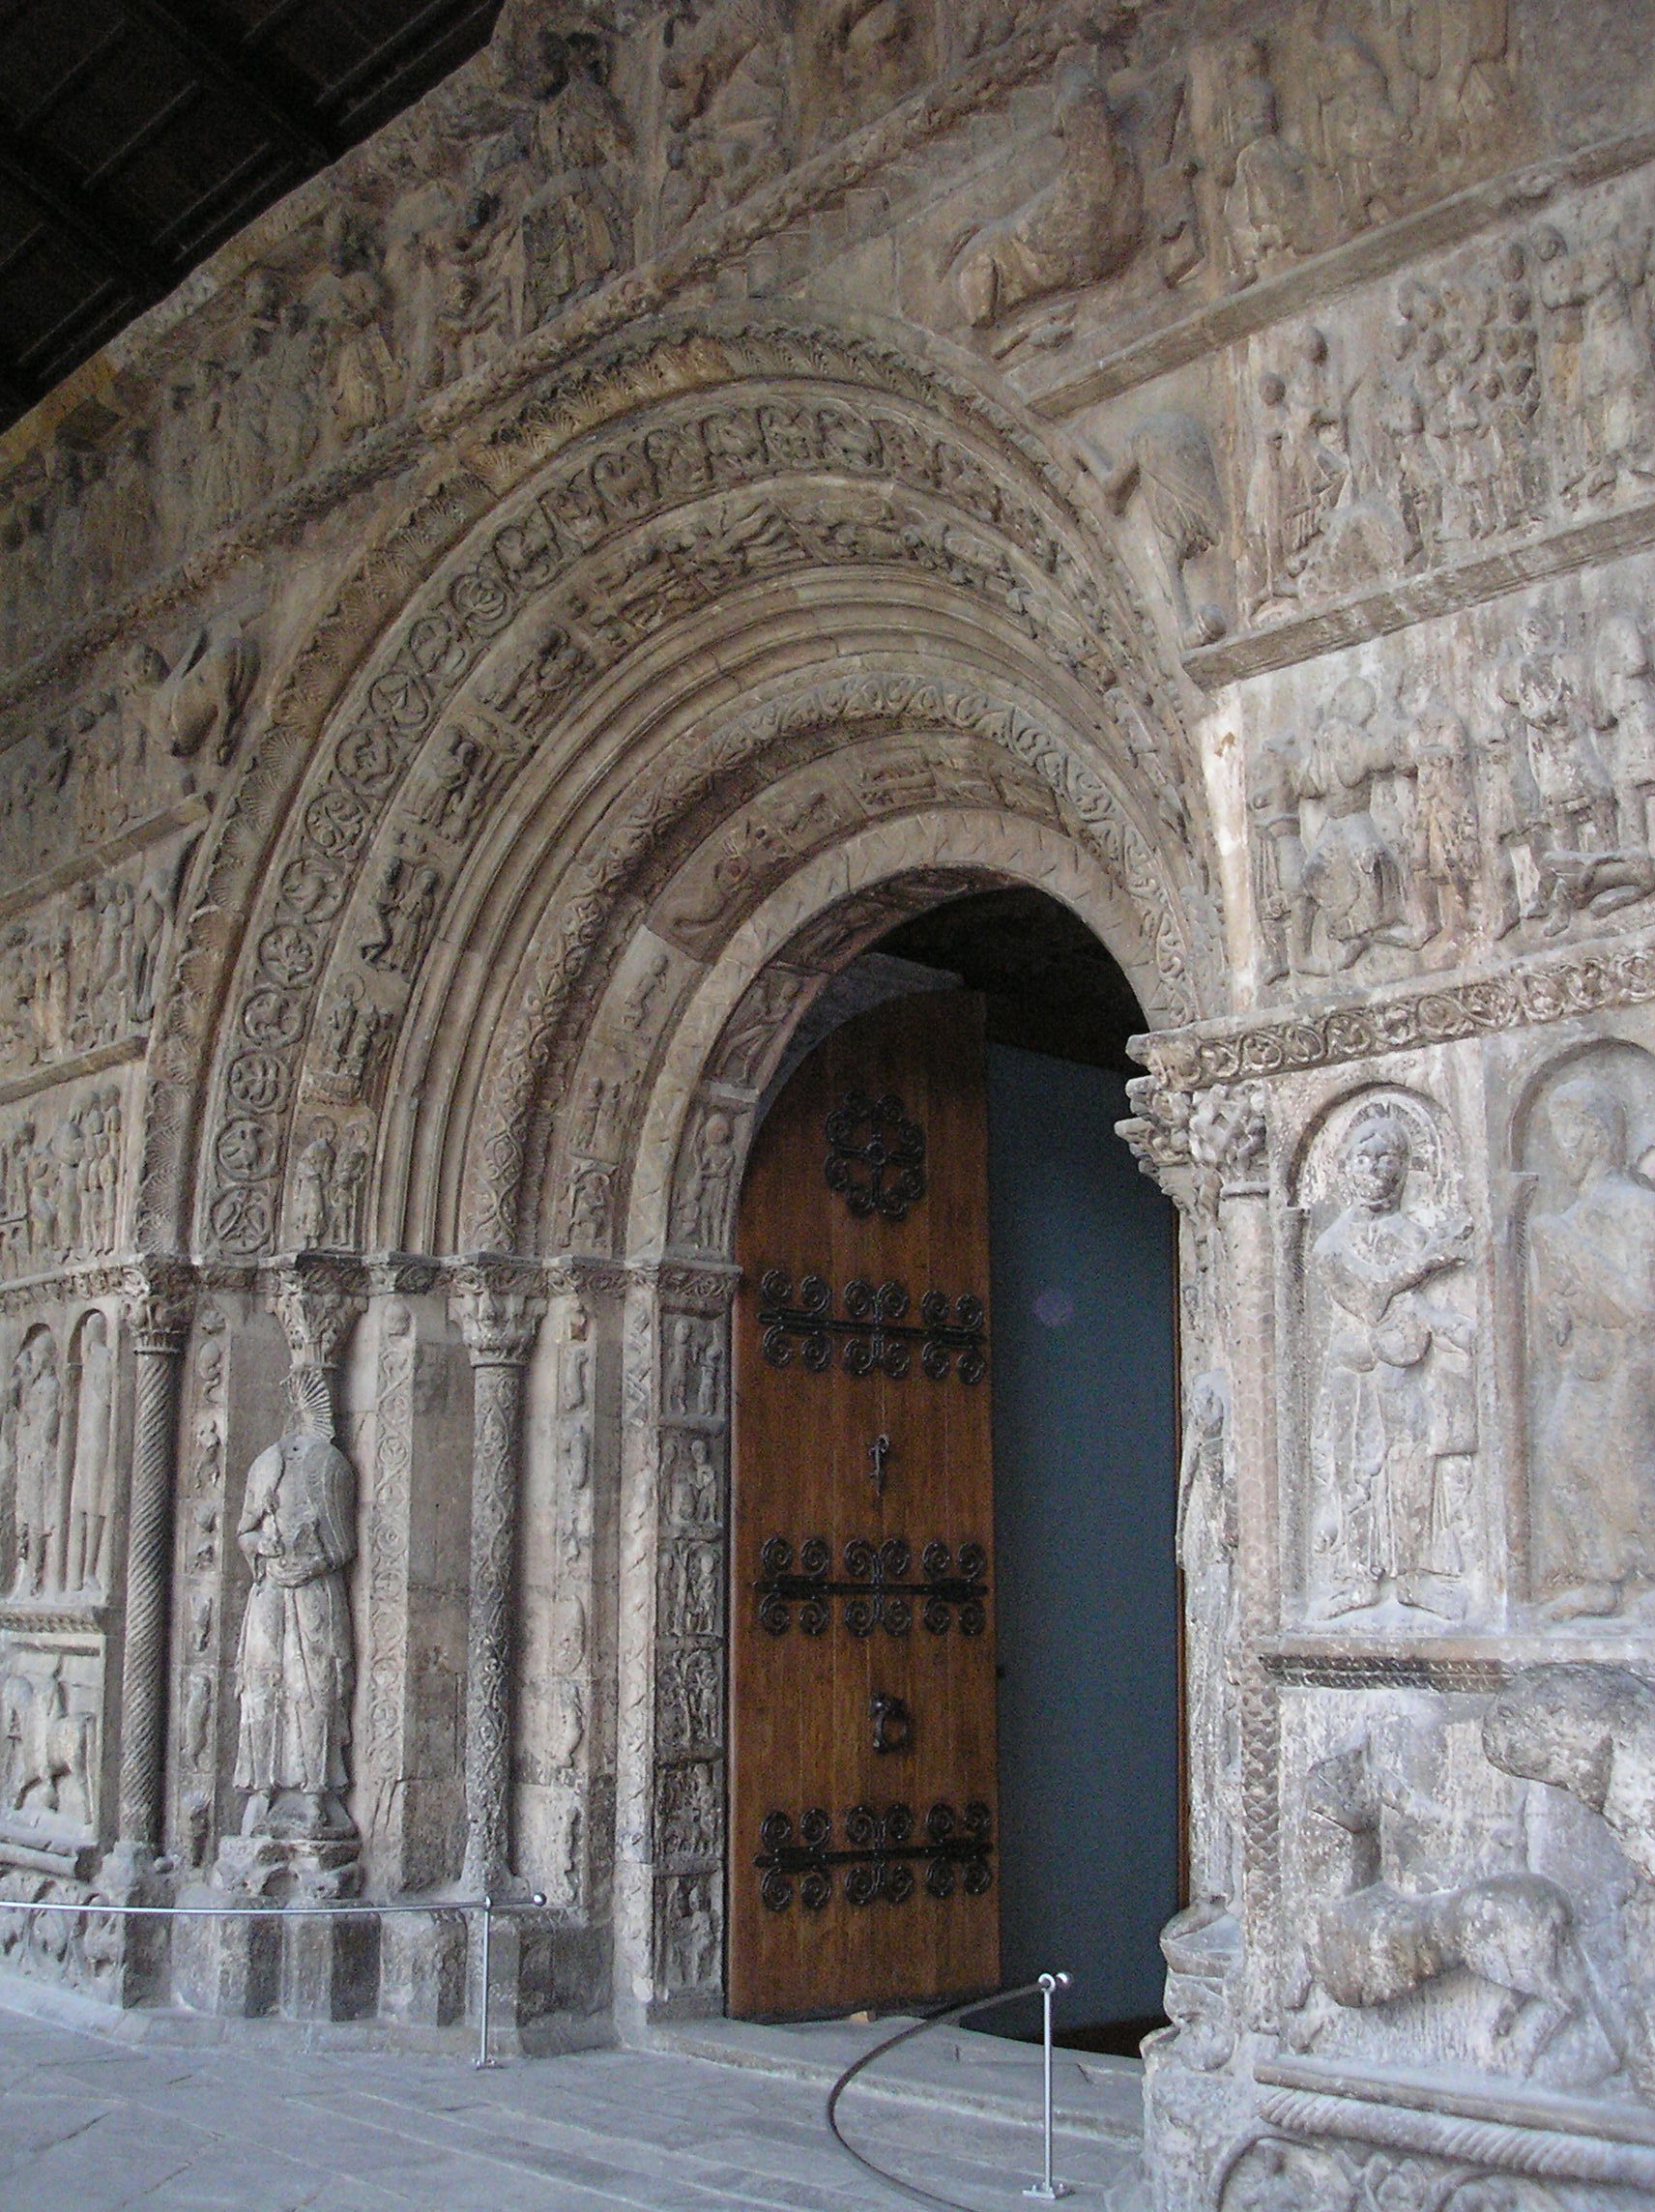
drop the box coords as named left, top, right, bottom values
left=876, top=888, right=1180, bottom=2056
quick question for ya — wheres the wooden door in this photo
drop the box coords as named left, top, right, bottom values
left=728, top=991, right=999, bottom=2020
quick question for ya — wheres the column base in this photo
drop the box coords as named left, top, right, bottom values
left=172, top=1888, right=280, bottom=2019
left=380, top=1909, right=468, bottom=2027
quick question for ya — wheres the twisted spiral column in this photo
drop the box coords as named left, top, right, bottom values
left=453, top=1263, right=544, bottom=1895
left=116, top=1261, right=193, bottom=1850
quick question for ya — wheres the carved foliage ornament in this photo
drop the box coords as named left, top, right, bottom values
left=121, top=1258, right=195, bottom=1355
left=1138, top=928, right=1655, bottom=1098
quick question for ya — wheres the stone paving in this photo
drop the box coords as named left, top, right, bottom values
left=0, top=1994, right=1150, bottom=2212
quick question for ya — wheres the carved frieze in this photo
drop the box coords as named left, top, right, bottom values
left=1277, top=1676, right=1653, bottom=2110
left=0, top=1084, right=125, bottom=1285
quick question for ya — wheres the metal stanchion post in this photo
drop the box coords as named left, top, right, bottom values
left=474, top=1896, right=495, bottom=2070
left=1024, top=1969, right=1072, bottom=2201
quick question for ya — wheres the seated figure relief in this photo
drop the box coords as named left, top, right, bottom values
left=951, top=54, right=1144, bottom=329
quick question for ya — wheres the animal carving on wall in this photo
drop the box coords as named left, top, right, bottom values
left=1082, top=410, right=1229, bottom=648
left=950, top=53, right=1144, bottom=329
left=160, top=619, right=261, bottom=768
left=1288, top=1732, right=1624, bottom=2087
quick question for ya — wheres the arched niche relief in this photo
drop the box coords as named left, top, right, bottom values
left=514, top=823, right=1197, bottom=2020
left=63, top=1309, right=117, bottom=1598
left=1284, top=1083, right=1484, bottom=1638
left=1509, top=1035, right=1655, bottom=1628
left=152, top=309, right=1209, bottom=1268
left=3, top=1324, right=62, bottom=1600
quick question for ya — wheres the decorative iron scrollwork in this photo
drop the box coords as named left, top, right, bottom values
left=825, top=1091, right=926, bottom=1220
left=756, top=1534, right=989, bottom=1637
left=757, top=1801, right=993, bottom=1909
left=757, top=1269, right=987, bottom=1383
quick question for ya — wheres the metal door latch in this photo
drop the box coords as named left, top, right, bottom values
left=867, top=1433, right=891, bottom=1498
left=870, top=1691, right=912, bottom=1754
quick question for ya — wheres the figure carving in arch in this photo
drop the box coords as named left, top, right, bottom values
left=3, top=1327, right=62, bottom=1599
left=1292, top=1088, right=1478, bottom=1628
left=64, top=1310, right=116, bottom=1595
left=1518, top=1040, right=1655, bottom=1622
left=146, top=314, right=1203, bottom=1269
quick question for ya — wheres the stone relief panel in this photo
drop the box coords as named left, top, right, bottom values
left=515, top=1291, right=600, bottom=1914
left=0, top=863, right=175, bottom=1084
left=173, top=1304, right=229, bottom=1872
left=0, top=1626, right=102, bottom=1879
left=0, top=621, right=252, bottom=901
left=1286, top=1086, right=1481, bottom=1632
left=1219, top=2137, right=1649, bottom=2210
left=1514, top=1039, right=1655, bottom=1628
left=0, top=1308, right=113, bottom=1880
left=1177, top=1369, right=1240, bottom=1907
left=0, top=0, right=1059, bottom=665
left=0, top=1080, right=126, bottom=1285
left=1222, top=168, right=1655, bottom=634
left=1274, top=1669, right=1655, bottom=2126
left=1234, top=566, right=1655, bottom=1003
left=916, top=0, right=1531, bottom=362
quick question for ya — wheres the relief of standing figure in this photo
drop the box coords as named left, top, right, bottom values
left=233, top=1368, right=356, bottom=1839
left=1527, top=1076, right=1655, bottom=1621
left=1307, top=1108, right=1476, bottom=1623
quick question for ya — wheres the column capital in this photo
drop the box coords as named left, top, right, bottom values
left=121, top=1257, right=196, bottom=1356
left=1118, top=1076, right=1267, bottom=1213
left=1190, top=1082, right=1269, bottom=1208
left=450, top=1256, right=545, bottom=1367
left=268, top=1253, right=365, bottom=1372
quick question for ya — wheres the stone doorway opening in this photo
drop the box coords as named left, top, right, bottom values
left=721, top=886, right=1181, bottom=2045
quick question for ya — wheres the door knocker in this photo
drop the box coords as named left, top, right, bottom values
left=870, top=1691, right=912, bottom=1754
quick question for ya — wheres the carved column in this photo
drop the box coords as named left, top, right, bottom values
left=1198, top=1092, right=1280, bottom=2030
left=1121, top=1078, right=1271, bottom=2023
left=452, top=1260, right=544, bottom=1895
left=115, top=1258, right=194, bottom=1856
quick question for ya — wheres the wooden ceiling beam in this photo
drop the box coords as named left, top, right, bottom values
left=117, top=0, right=338, bottom=166
left=317, top=0, right=501, bottom=128
left=0, top=120, right=169, bottom=294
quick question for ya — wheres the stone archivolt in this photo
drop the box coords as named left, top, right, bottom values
left=9, top=7, right=1655, bottom=2207
left=157, top=313, right=1205, bottom=1268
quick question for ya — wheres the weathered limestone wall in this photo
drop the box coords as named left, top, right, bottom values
left=4, top=1, right=1655, bottom=2202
